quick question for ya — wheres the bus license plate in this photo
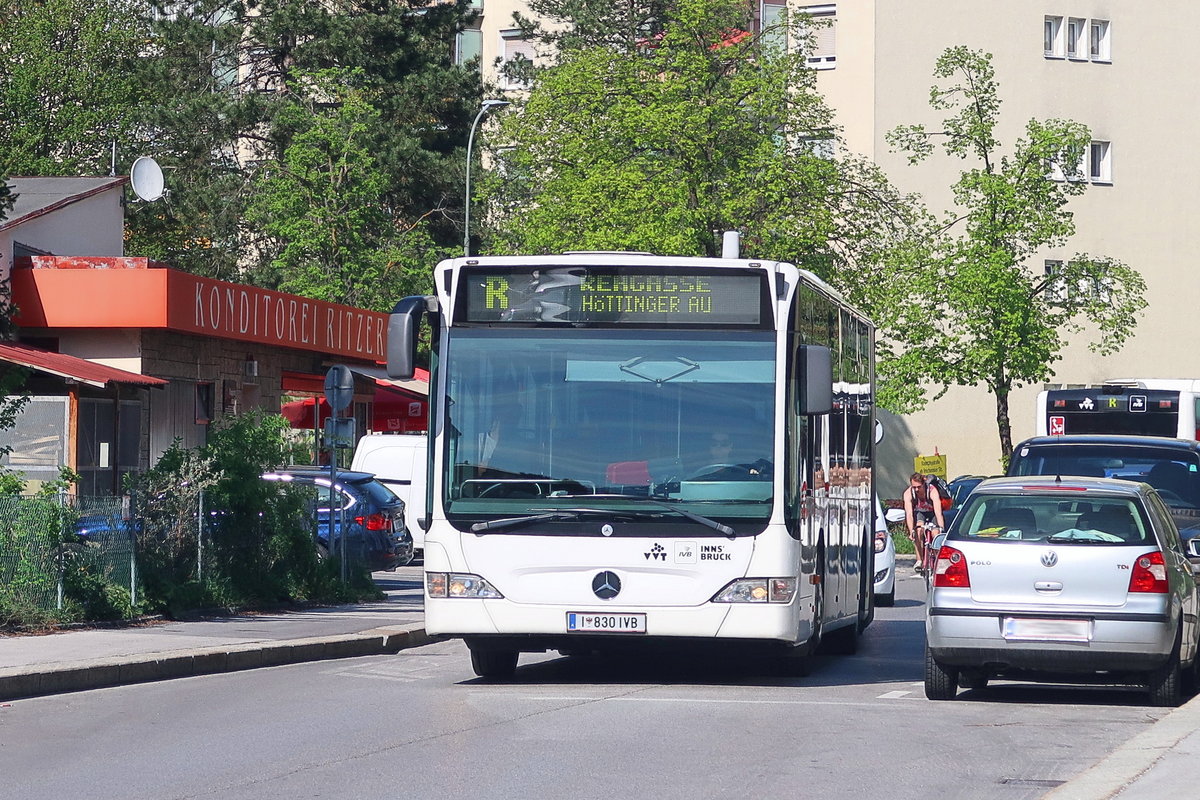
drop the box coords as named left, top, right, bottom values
left=566, top=612, right=646, bottom=633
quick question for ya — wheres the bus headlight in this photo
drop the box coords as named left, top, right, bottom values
left=427, top=572, right=504, bottom=599
left=712, top=578, right=797, bottom=604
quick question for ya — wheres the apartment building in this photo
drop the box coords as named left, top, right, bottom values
left=459, top=1, right=1199, bottom=485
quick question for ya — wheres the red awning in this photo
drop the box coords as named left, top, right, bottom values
left=0, top=342, right=168, bottom=388
left=372, top=383, right=427, bottom=433
left=280, top=396, right=332, bottom=429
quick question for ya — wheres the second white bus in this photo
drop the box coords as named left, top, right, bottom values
left=1038, top=379, right=1200, bottom=440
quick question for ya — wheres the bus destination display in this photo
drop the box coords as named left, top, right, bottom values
left=461, top=267, right=765, bottom=325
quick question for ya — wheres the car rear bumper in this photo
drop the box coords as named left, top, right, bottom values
left=927, top=607, right=1176, bottom=672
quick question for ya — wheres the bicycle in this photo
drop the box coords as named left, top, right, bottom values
left=919, top=523, right=942, bottom=590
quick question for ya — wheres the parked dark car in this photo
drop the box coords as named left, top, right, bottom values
left=260, top=468, right=414, bottom=571
left=1007, top=435, right=1200, bottom=542
left=942, top=474, right=989, bottom=528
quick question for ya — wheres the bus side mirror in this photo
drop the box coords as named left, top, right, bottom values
left=387, top=295, right=437, bottom=380
left=798, top=345, right=833, bottom=415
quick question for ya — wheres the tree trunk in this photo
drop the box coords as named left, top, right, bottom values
left=995, top=388, right=1013, bottom=469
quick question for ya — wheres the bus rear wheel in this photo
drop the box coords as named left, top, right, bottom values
left=469, top=645, right=519, bottom=679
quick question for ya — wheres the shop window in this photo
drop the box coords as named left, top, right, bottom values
left=196, top=382, right=215, bottom=425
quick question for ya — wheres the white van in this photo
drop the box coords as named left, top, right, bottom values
left=351, top=433, right=428, bottom=553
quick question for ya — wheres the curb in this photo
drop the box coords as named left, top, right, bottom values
left=1042, top=692, right=1200, bottom=799
left=0, top=626, right=434, bottom=702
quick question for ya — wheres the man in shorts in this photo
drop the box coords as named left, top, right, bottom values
left=903, top=472, right=946, bottom=572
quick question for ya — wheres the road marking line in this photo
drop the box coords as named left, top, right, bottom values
left=877, top=690, right=911, bottom=699
left=501, top=695, right=888, bottom=708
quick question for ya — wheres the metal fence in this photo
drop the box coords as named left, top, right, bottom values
left=0, top=494, right=133, bottom=616
left=2, top=486, right=368, bottom=621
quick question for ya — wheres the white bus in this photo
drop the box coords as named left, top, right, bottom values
left=387, top=253, right=876, bottom=678
left=1037, top=379, right=1200, bottom=440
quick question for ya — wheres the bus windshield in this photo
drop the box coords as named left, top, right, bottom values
left=442, top=328, right=776, bottom=529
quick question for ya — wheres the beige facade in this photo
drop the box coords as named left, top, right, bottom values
left=467, top=1, right=1200, bottom=495
left=817, top=1, right=1200, bottom=492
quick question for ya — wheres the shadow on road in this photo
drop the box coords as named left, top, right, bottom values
left=459, top=616, right=931, bottom=689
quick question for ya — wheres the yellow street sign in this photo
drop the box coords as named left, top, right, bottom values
left=914, top=454, right=948, bottom=480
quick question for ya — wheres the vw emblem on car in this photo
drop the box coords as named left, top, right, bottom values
left=601, top=524, right=614, bottom=537
left=1041, top=551, right=1059, bottom=568
left=592, top=571, right=621, bottom=599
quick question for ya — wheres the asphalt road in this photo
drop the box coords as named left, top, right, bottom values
left=0, top=568, right=1171, bottom=800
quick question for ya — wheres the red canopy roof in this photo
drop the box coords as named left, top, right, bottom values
left=0, top=342, right=168, bottom=388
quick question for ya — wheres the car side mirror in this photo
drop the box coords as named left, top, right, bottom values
left=1187, top=538, right=1200, bottom=559
left=884, top=508, right=906, bottom=524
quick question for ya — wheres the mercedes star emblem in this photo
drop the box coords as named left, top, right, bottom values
left=592, top=571, right=621, bottom=600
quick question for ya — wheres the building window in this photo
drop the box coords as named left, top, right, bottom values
left=500, top=29, right=535, bottom=89
left=1044, top=260, right=1065, bottom=303
left=1089, top=140, right=1112, bottom=184
left=1090, top=19, right=1111, bottom=62
left=801, top=4, right=836, bottom=69
left=195, top=382, right=215, bottom=425
left=455, top=26, right=482, bottom=65
left=1044, top=16, right=1063, bottom=58
left=760, top=0, right=789, bottom=53
left=799, top=134, right=835, bottom=159
left=1066, top=18, right=1085, bottom=59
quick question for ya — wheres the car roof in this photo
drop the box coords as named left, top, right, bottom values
left=972, top=475, right=1151, bottom=497
left=262, top=468, right=377, bottom=483
left=1015, top=435, right=1200, bottom=453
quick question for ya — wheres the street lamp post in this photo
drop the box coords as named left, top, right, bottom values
left=464, top=99, right=510, bottom=256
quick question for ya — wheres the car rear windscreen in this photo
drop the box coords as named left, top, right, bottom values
left=949, top=495, right=1151, bottom=545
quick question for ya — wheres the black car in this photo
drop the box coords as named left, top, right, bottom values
left=1007, top=435, right=1200, bottom=542
left=942, top=474, right=989, bottom=528
left=261, top=468, right=414, bottom=571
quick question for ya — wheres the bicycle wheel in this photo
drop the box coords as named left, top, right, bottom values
left=922, top=535, right=937, bottom=589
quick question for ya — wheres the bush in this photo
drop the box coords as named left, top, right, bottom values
left=125, top=410, right=382, bottom=617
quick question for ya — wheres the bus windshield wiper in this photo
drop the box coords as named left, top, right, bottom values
left=535, top=497, right=736, bottom=539
left=471, top=512, right=580, bottom=533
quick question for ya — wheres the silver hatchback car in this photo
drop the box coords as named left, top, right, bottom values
left=925, top=476, right=1200, bottom=706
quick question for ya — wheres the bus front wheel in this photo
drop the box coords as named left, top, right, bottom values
left=469, top=645, right=519, bottom=679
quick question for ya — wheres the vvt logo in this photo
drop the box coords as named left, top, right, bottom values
left=645, top=543, right=667, bottom=561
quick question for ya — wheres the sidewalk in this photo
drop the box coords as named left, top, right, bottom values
left=0, top=570, right=430, bottom=701
left=2, top=569, right=1197, bottom=799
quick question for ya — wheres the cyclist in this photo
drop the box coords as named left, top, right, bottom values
left=903, top=472, right=946, bottom=574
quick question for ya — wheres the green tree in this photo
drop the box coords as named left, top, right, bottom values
left=0, top=177, right=30, bottom=487
left=481, top=0, right=920, bottom=290
left=131, top=0, right=481, bottom=288
left=246, top=70, right=441, bottom=309
left=0, top=0, right=148, bottom=176
left=886, top=47, right=1145, bottom=460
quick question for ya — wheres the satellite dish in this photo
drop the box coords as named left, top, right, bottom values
left=130, top=156, right=166, bottom=202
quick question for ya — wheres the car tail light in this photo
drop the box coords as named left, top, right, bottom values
left=355, top=513, right=389, bottom=531
left=1129, top=551, right=1169, bottom=593
left=933, top=545, right=970, bottom=588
